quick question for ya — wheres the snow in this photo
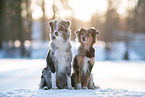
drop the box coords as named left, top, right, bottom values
left=1, top=89, right=145, bottom=97
left=0, top=59, right=145, bottom=96
left=0, top=40, right=145, bottom=96
left=92, top=61, right=145, bottom=92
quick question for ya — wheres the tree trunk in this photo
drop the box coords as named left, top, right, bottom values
left=0, top=0, right=5, bottom=49
left=52, top=0, right=56, bottom=20
left=42, top=0, right=48, bottom=40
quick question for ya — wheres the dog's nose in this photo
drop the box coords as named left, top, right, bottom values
left=82, top=37, right=86, bottom=41
left=55, top=31, right=58, bottom=36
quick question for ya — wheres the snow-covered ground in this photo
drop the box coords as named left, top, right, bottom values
left=0, top=59, right=145, bottom=96
left=1, top=88, right=145, bottom=97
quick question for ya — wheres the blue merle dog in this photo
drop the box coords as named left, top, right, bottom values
left=39, top=20, right=73, bottom=90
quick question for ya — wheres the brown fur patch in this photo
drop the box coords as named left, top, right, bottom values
left=73, top=28, right=98, bottom=89
left=83, top=70, right=90, bottom=87
left=75, top=31, right=95, bottom=87
left=76, top=56, right=84, bottom=84
left=89, top=57, right=95, bottom=65
left=76, top=55, right=94, bottom=87
left=80, top=31, right=93, bottom=50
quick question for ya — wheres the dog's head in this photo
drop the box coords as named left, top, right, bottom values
left=49, top=20, right=71, bottom=42
left=76, top=27, right=99, bottom=47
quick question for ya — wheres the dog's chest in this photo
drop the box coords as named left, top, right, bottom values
left=53, top=42, right=70, bottom=74
left=54, top=50, right=68, bottom=61
left=54, top=42, right=69, bottom=60
left=82, top=56, right=91, bottom=75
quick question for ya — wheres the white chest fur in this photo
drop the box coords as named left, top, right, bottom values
left=54, top=50, right=67, bottom=73
left=53, top=41, right=70, bottom=75
left=82, top=56, right=91, bottom=75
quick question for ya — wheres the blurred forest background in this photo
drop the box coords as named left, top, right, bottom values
left=0, top=0, right=145, bottom=60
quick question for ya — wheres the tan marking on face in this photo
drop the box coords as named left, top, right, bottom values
left=80, top=31, right=93, bottom=50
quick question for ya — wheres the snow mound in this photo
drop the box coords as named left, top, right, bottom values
left=0, top=89, right=145, bottom=97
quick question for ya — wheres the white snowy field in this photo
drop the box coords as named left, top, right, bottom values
left=0, top=59, right=145, bottom=96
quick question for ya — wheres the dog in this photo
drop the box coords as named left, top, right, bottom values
left=71, top=27, right=99, bottom=89
left=39, top=20, right=73, bottom=89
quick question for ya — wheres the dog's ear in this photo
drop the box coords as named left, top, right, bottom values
left=75, top=31, right=79, bottom=37
left=66, top=20, right=71, bottom=27
left=89, top=27, right=99, bottom=35
left=80, top=28, right=85, bottom=32
left=48, top=21, right=53, bottom=31
left=48, top=21, right=53, bottom=28
left=89, top=27, right=99, bottom=44
left=76, top=28, right=85, bottom=37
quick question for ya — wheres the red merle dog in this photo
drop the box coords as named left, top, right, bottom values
left=71, top=28, right=99, bottom=89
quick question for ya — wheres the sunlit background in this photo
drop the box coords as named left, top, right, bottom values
left=0, top=0, right=144, bottom=60
left=0, top=0, right=145, bottom=92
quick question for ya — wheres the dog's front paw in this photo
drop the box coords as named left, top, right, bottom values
left=77, top=83, right=82, bottom=89
left=43, top=86, right=49, bottom=90
left=90, top=87, right=96, bottom=90
left=83, top=86, right=88, bottom=89
left=52, top=87, right=58, bottom=90
left=68, top=86, right=74, bottom=90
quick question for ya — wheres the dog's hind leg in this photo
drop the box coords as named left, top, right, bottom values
left=44, top=68, right=52, bottom=89
left=39, top=74, right=46, bottom=89
left=39, top=68, right=52, bottom=90
left=39, top=69, right=48, bottom=89
left=88, top=74, right=100, bottom=89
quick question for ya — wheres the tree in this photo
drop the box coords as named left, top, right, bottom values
left=25, top=0, right=32, bottom=41
left=37, top=0, right=49, bottom=40
left=0, top=0, right=5, bottom=49
left=90, top=12, right=105, bottom=41
left=104, top=0, right=120, bottom=42
left=39, top=0, right=72, bottom=40
left=0, top=0, right=32, bottom=57
left=52, top=0, right=71, bottom=19
left=103, top=0, right=120, bottom=60
left=133, top=0, right=145, bottom=33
